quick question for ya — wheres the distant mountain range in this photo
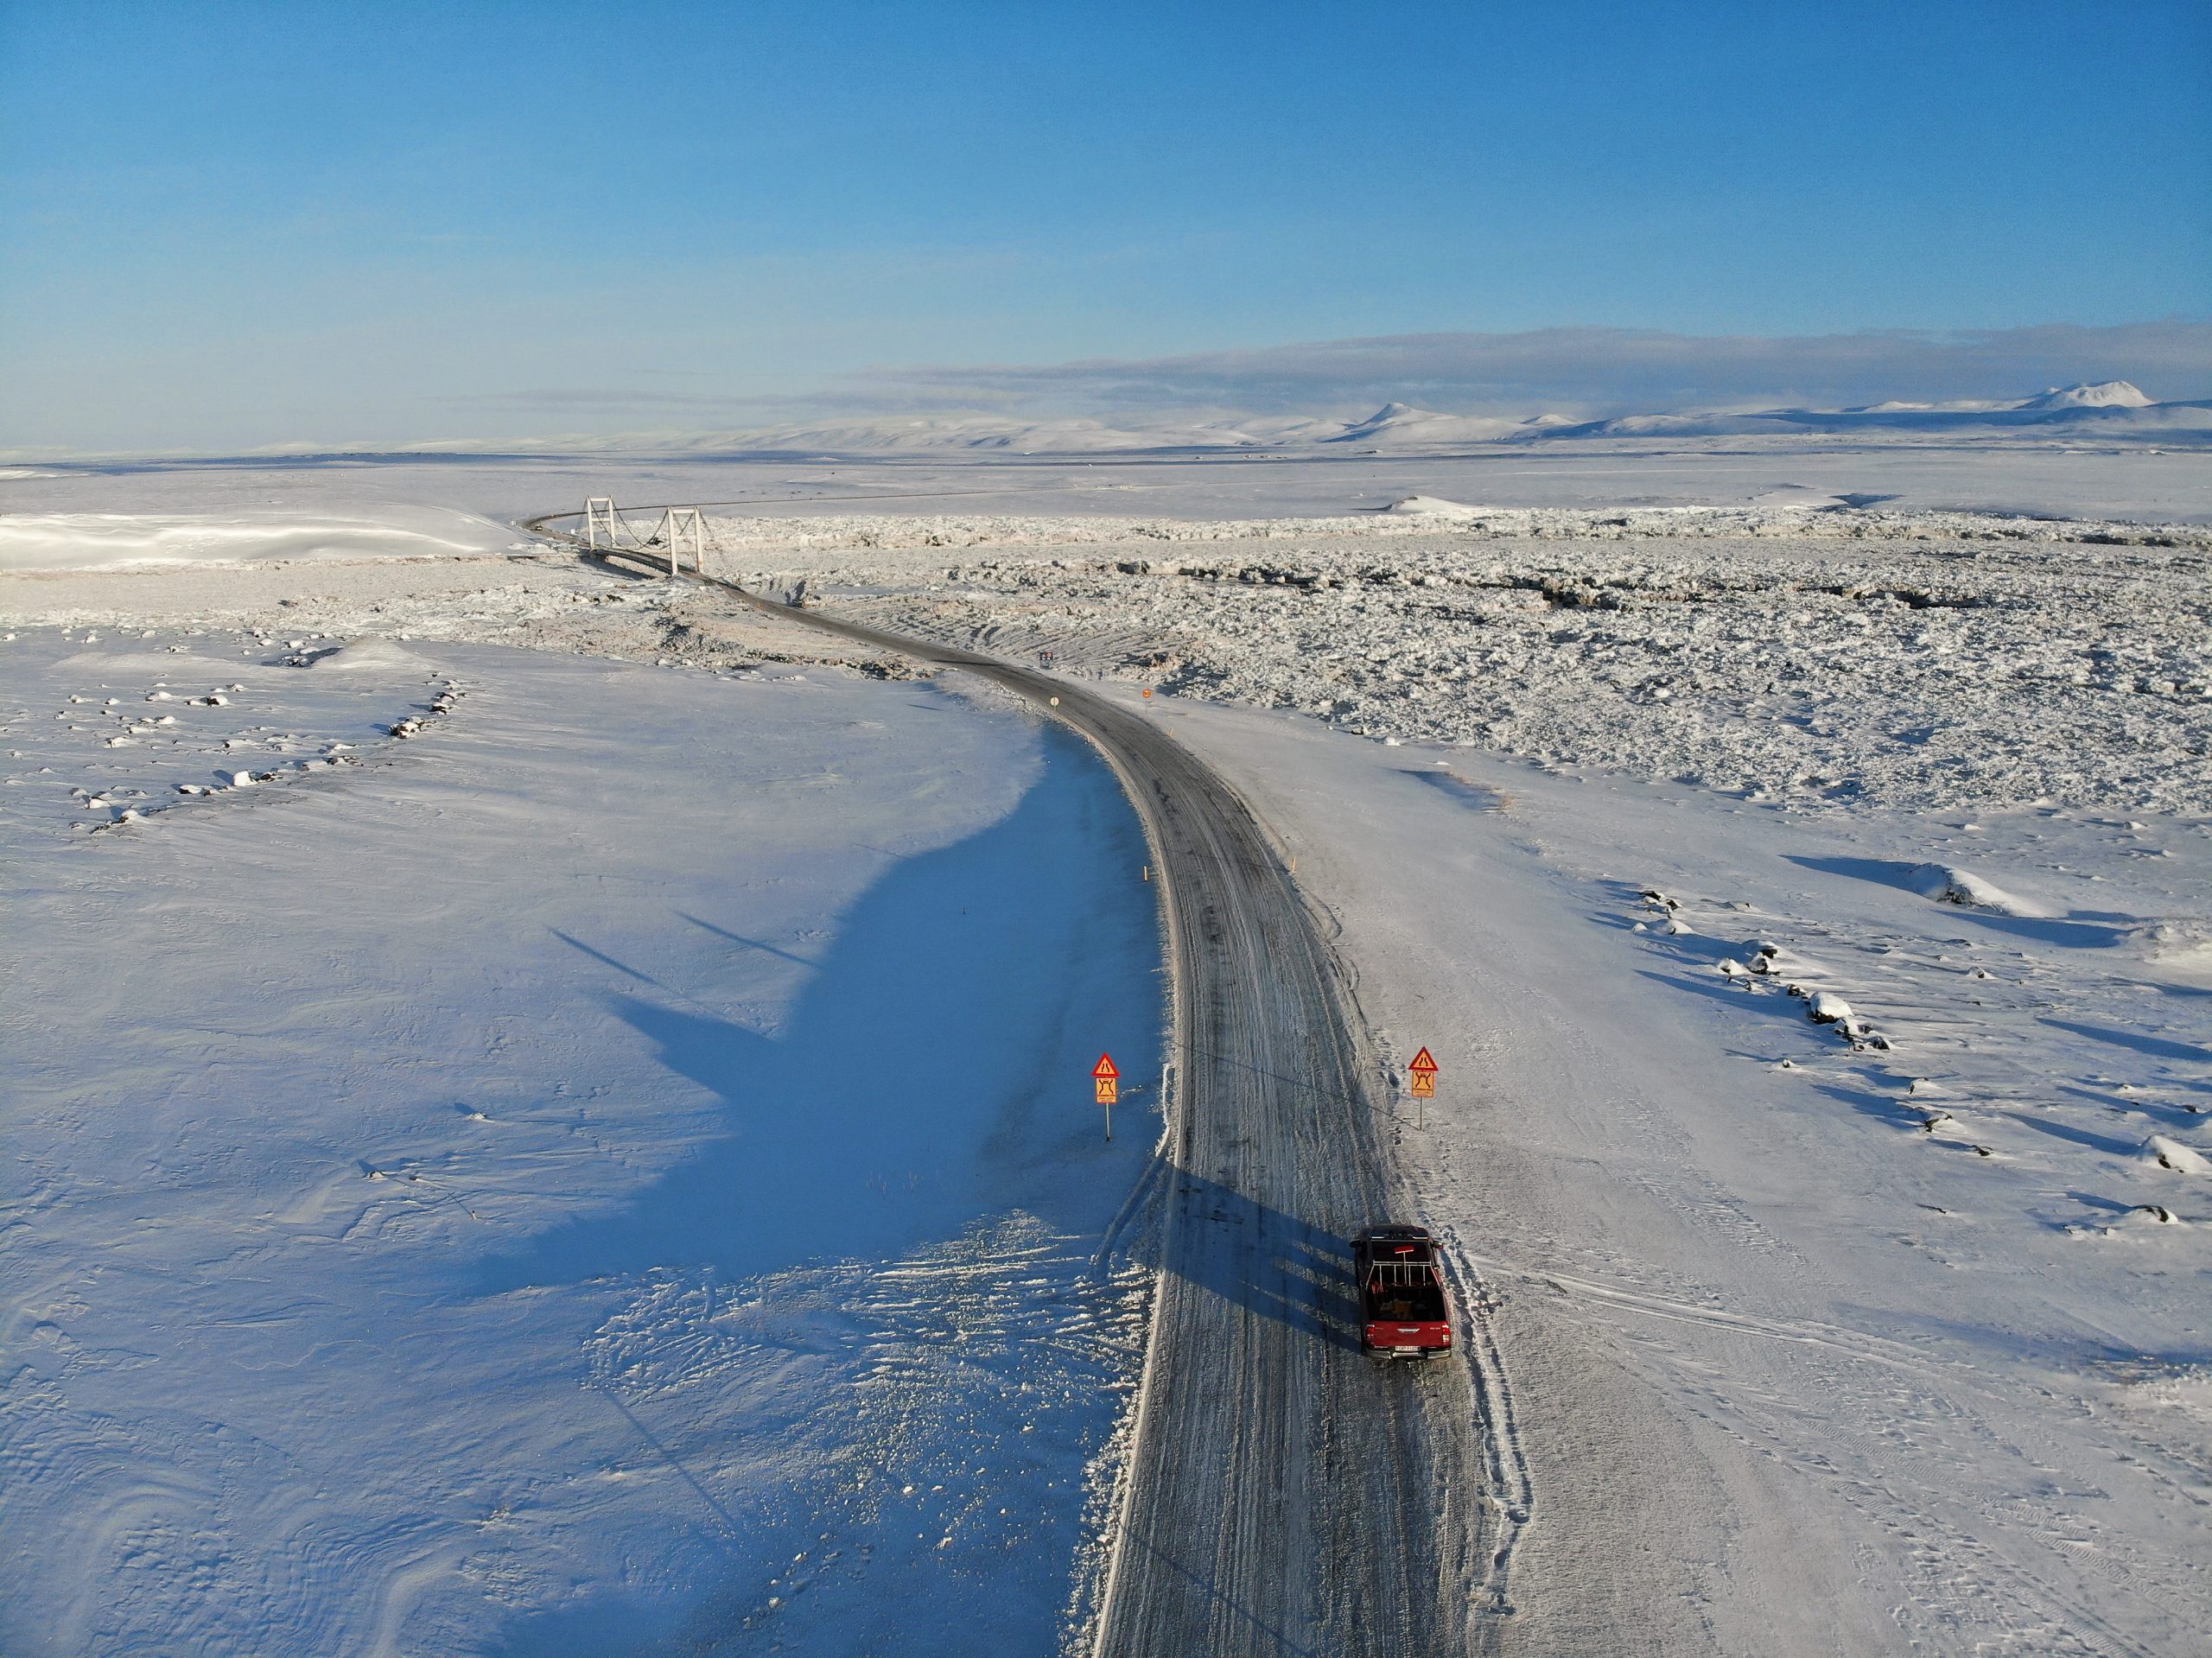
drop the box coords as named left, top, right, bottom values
left=521, top=381, right=2208, bottom=458
left=1515, top=380, right=2212, bottom=442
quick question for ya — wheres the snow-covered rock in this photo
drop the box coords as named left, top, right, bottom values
left=2145, top=1135, right=2210, bottom=1176
left=1900, top=863, right=2049, bottom=917
left=1808, top=991, right=1853, bottom=1025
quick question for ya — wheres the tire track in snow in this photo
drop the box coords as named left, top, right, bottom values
left=1489, top=1248, right=2179, bottom=1653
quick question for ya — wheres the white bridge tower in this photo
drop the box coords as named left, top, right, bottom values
left=582, top=497, right=619, bottom=549
left=576, top=499, right=713, bottom=578
left=654, top=507, right=712, bottom=579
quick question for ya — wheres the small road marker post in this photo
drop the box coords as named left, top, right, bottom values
left=1408, top=1047, right=1438, bottom=1129
left=1093, top=1052, right=1120, bottom=1141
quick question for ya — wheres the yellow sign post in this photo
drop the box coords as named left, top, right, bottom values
left=1093, top=1053, right=1120, bottom=1140
left=1408, top=1047, right=1438, bottom=1128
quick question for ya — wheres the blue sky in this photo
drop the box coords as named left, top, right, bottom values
left=3, top=1, right=2208, bottom=451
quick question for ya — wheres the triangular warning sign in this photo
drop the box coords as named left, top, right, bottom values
left=1092, top=1053, right=1119, bottom=1079
left=1408, top=1047, right=1438, bottom=1075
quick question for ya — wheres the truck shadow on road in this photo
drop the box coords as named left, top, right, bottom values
left=1163, top=1170, right=1366, bottom=1352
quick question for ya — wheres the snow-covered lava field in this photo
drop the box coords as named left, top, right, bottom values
left=4, top=450, right=2210, bottom=1655
left=712, top=502, right=2212, bottom=814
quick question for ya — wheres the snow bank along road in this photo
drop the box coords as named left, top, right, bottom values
left=533, top=522, right=1499, bottom=1656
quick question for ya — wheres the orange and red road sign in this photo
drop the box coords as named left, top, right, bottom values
left=1408, top=1047, right=1438, bottom=1099
left=1093, top=1052, right=1119, bottom=1105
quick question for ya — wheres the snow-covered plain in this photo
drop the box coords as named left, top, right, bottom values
left=0, top=505, right=526, bottom=573
left=1135, top=694, right=2209, bottom=1654
left=1, top=614, right=1164, bottom=1654
left=4, top=444, right=2209, bottom=1654
left=4, top=440, right=2209, bottom=526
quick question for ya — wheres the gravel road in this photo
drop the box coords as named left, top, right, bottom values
left=537, top=529, right=1502, bottom=1655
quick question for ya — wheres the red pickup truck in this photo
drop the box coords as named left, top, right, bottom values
left=1354, top=1225, right=1454, bottom=1360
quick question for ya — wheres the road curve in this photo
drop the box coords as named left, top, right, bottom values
left=523, top=520, right=1497, bottom=1655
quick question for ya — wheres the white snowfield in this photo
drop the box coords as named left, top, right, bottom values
left=0, top=505, right=525, bottom=573
left=5, top=441, right=2207, bottom=527
left=3, top=457, right=2209, bottom=1655
left=1138, top=695, right=2212, bottom=1653
left=0, top=620, right=1163, bottom=1655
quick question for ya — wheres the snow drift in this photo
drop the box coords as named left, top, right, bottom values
left=0, top=506, right=524, bottom=573
left=1383, top=495, right=1491, bottom=518
left=305, top=638, right=438, bottom=675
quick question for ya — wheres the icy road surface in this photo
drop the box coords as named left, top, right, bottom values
left=0, top=627, right=1164, bottom=1655
left=594, top=551, right=1497, bottom=1658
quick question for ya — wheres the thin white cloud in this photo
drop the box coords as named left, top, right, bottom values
left=846, top=321, right=2212, bottom=416
left=435, top=388, right=761, bottom=410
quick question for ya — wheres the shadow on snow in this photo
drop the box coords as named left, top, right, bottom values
left=479, top=724, right=1163, bottom=1294
left=1783, top=854, right=2126, bottom=950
